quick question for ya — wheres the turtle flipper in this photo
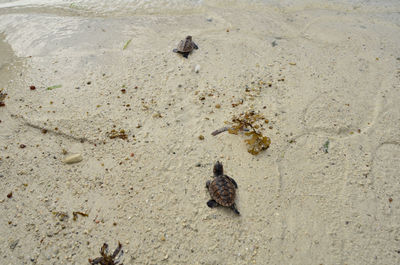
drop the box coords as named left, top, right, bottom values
left=231, top=203, right=240, bottom=215
left=207, top=199, right=218, bottom=208
left=173, top=48, right=178, bottom=53
left=193, top=43, right=199, bottom=49
left=226, top=176, right=238, bottom=189
left=182, top=52, right=189, bottom=58
left=206, top=180, right=211, bottom=189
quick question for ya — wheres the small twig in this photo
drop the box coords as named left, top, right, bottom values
left=211, top=126, right=249, bottom=136
left=211, top=127, right=230, bottom=136
left=11, top=114, right=97, bottom=144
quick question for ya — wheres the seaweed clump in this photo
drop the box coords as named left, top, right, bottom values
left=227, top=111, right=271, bottom=155
left=89, top=242, right=123, bottom=265
left=107, top=129, right=128, bottom=140
left=52, top=211, right=69, bottom=221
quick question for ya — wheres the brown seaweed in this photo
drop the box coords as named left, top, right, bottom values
left=52, top=211, right=69, bottom=221
left=107, top=129, right=128, bottom=140
left=89, top=242, right=123, bottom=265
left=223, top=111, right=271, bottom=155
left=73, top=211, right=88, bottom=221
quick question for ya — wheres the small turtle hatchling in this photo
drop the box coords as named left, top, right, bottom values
left=173, top=35, right=198, bottom=58
left=206, top=161, right=240, bottom=215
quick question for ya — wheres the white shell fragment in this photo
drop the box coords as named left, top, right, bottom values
left=194, top=64, right=200, bottom=73
left=63, top=153, right=83, bottom=164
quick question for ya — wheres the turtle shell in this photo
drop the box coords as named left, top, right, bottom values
left=177, top=38, right=195, bottom=53
left=208, top=175, right=236, bottom=207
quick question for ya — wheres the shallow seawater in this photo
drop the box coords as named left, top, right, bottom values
left=1, top=0, right=399, bottom=17
left=1, top=0, right=399, bottom=58
left=0, top=0, right=204, bottom=16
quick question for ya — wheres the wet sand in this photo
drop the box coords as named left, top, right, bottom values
left=1, top=1, right=400, bottom=264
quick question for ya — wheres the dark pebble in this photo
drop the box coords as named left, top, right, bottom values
left=9, top=239, right=19, bottom=250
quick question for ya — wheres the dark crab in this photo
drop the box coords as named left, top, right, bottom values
left=89, top=242, right=123, bottom=265
left=206, top=161, right=240, bottom=215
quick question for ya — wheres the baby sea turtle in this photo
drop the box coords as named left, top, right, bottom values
left=206, top=161, right=240, bottom=215
left=173, top=36, right=198, bottom=58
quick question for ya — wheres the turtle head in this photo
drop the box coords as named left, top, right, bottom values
left=213, top=161, right=224, bottom=177
left=186, top=35, right=192, bottom=41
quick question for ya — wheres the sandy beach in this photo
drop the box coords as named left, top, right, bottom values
left=1, top=0, right=400, bottom=264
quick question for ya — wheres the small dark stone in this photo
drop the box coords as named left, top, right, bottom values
left=19, top=144, right=26, bottom=148
left=29, top=85, right=36, bottom=90
left=7, top=192, right=12, bottom=198
left=9, top=239, right=19, bottom=250
left=271, top=40, right=277, bottom=47
left=87, top=81, right=91, bottom=85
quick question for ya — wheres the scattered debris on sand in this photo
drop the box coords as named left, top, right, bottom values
left=213, top=110, right=271, bottom=155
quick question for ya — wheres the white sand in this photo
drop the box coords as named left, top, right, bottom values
left=1, top=0, right=400, bottom=264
